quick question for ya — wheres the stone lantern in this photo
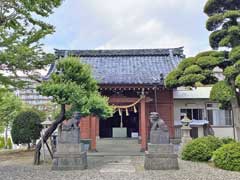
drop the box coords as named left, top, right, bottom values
left=41, top=117, right=52, bottom=130
left=180, top=114, right=192, bottom=146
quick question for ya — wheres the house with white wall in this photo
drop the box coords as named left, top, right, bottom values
left=174, top=86, right=235, bottom=139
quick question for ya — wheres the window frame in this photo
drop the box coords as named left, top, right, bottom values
left=180, top=108, right=204, bottom=120
left=205, top=103, right=233, bottom=127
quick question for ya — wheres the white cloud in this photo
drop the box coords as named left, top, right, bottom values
left=97, top=18, right=190, bottom=51
left=43, top=0, right=210, bottom=56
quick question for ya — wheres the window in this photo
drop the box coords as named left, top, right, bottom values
left=206, top=103, right=232, bottom=126
left=180, top=109, right=203, bottom=120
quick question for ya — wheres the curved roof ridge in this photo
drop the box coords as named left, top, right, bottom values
left=54, top=47, right=184, bottom=57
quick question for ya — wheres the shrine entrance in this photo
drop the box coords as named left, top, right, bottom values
left=99, top=109, right=139, bottom=138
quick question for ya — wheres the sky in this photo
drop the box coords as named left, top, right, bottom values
left=42, top=0, right=210, bottom=57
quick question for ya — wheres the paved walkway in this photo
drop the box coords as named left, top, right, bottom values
left=0, top=139, right=240, bottom=180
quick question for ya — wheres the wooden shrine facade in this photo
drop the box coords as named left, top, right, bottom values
left=53, top=48, right=185, bottom=151
left=79, top=85, right=174, bottom=151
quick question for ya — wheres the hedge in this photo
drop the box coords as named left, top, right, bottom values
left=213, top=143, right=240, bottom=171
left=181, top=136, right=223, bottom=162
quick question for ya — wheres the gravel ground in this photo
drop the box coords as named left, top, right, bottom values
left=0, top=153, right=240, bottom=180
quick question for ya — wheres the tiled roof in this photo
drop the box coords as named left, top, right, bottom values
left=49, top=47, right=184, bottom=85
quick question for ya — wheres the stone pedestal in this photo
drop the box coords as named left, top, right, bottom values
left=181, top=126, right=192, bottom=145
left=52, top=114, right=87, bottom=170
left=52, top=144, right=87, bottom=170
left=145, top=112, right=179, bottom=170
left=179, top=126, right=192, bottom=156
left=144, top=143, right=179, bottom=170
left=150, top=130, right=169, bottom=144
left=58, top=129, right=80, bottom=144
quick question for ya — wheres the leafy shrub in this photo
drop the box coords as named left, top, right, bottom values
left=0, top=137, right=4, bottom=149
left=0, top=137, right=12, bottom=149
left=202, top=136, right=223, bottom=151
left=213, top=143, right=240, bottom=171
left=181, top=136, right=223, bottom=162
left=182, top=140, right=212, bottom=161
left=11, top=110, right=42, bottom=146
left=7, top=138, right=12, bottom=149
left=221, top=137, right=236, bottom=144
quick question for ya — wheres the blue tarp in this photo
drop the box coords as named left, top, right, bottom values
left=174, top=120, right=209, bottom=126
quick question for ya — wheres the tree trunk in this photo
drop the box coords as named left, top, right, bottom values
left=231, top=99, right=240, bottom=141
left=33, top=104, right=65, bottom=165
left=4, top=125, right=8, bottom=149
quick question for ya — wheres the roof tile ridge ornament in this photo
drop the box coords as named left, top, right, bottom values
left=177, top=46, right=186, bottom=58
left=43, top=63, right=56, bottom=80
left=43, top=49, right=66, bottom=80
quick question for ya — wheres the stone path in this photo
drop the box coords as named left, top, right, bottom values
left=99, top=159, right=135, bottom=173
left=1, top=153, right=240, bottom=180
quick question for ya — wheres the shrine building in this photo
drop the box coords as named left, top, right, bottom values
left=54, top=47, right=184, bottom=151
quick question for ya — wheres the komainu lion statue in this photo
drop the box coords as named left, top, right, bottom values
left=62, top=112, right=81, bottom=131
left=149, top=112, right=168, bottom=132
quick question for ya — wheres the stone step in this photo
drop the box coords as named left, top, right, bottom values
left=88, top=152, right=144, bottom=157
left=92, top=138, right=142, bottom=156
left=97, top=138, right=139, bottom=144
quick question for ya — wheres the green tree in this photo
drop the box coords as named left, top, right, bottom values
left=0, top=0, right=62, bottom=87
left=11, top=110, right=42, bottom=149
left=205, top=0, right=240, bottom=49
left=165, top=0, right=240, bottom=139
left=34, top=57, right=113, bottom=164
left=23, top=106, right=47, bottom=122
left=0, top=89, right=23, bottom=148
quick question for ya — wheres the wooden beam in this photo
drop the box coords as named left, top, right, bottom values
left=108, top=97, right=152, bottom=104
left=140, top=96, right=147, bottom=151
left=109, top=97, right=139, bottom=104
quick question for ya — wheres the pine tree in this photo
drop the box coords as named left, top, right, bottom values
left=34, top=57, right=113, bottom=164
left=165, top=0, right=240, bottom=139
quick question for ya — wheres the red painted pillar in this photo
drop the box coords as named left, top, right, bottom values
left=79, top=116, right=90, bottom=139
left=90, top=116, right=97, bottom=151
left=96, top=118, right=99, bottom=137
left=140, top=96, right=147, bottom=151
